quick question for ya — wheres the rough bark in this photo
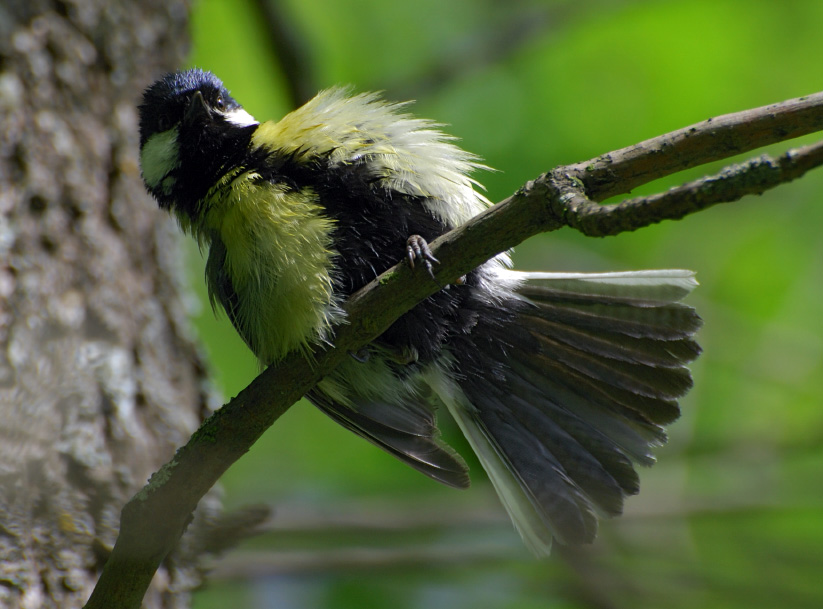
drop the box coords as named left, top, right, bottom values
left=0, top=1, right=224, bottom=607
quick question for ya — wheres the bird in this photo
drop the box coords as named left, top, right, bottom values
left=138, top=68, right=702, bottom=556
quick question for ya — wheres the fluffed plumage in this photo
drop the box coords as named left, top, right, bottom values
left=138, top=69, right=701, bottom=555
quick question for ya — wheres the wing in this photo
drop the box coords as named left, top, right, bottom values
left=306, top=382, right=470, bottom=490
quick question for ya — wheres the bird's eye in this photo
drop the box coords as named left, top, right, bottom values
left=215, top=95, right=225, bottom=110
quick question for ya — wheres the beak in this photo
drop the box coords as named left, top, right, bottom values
left=184, top=90, right=211, bottom=126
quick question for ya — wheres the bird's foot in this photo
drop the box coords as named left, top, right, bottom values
left=406, top=235, right=439, bottom=280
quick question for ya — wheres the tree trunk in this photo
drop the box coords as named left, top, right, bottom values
left=0, top=1, right=217, bottom=607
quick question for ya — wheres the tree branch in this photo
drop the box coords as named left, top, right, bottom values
left=84, top=90, right=823, bottom=609
left=566, top=91, right=823, bottom=201
left=553, top=139, right=823, bottom=236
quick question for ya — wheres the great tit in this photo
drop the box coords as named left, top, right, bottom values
left=139, top=68, right=701, bottom=555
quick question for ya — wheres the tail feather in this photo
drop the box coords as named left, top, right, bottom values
left=525, top=298, right=700, bottom=340
left=508, top=354, right=670, bottom=461
left=532, top=330, right=694, bottom=399
left=503, top=371, right=641, bottom=496
left=498, top=387, right=627, bottom=517
left=517, top=270, right=698, bottom=305
left=423, top=369, right=563, bottom=555
left=435, top=269, right=702, bottom=553
left=484, top=404, right=601, bottom=542
left=521, top=314, right=701, bottom=368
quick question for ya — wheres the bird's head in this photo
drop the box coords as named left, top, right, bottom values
left=138, top=69, right=258, bottom=219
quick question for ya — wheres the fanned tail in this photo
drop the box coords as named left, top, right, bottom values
left=429, top=269, right=702, bottom=555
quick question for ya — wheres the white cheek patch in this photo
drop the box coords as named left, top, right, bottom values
left=224, top=107, right=259, bottom=127
left=140, top=128, right=181, bottom=189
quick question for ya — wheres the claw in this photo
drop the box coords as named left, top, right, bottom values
left=406, top=235, right=439, bottom=280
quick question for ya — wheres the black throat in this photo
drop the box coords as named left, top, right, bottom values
left=168, top=120, right=258, bottom=221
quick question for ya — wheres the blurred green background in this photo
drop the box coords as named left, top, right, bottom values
left=182, top=1, right=823, bottom=607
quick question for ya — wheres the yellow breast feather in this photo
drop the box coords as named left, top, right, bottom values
left=203, top=170, right=341, bottom=364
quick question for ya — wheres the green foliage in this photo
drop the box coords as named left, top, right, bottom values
left=187, top=0, right=823, bottom=607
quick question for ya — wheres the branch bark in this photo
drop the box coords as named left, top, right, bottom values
left=84, top=90, right=823, bottom=609
left=566, top=91, right=823, bottom=201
